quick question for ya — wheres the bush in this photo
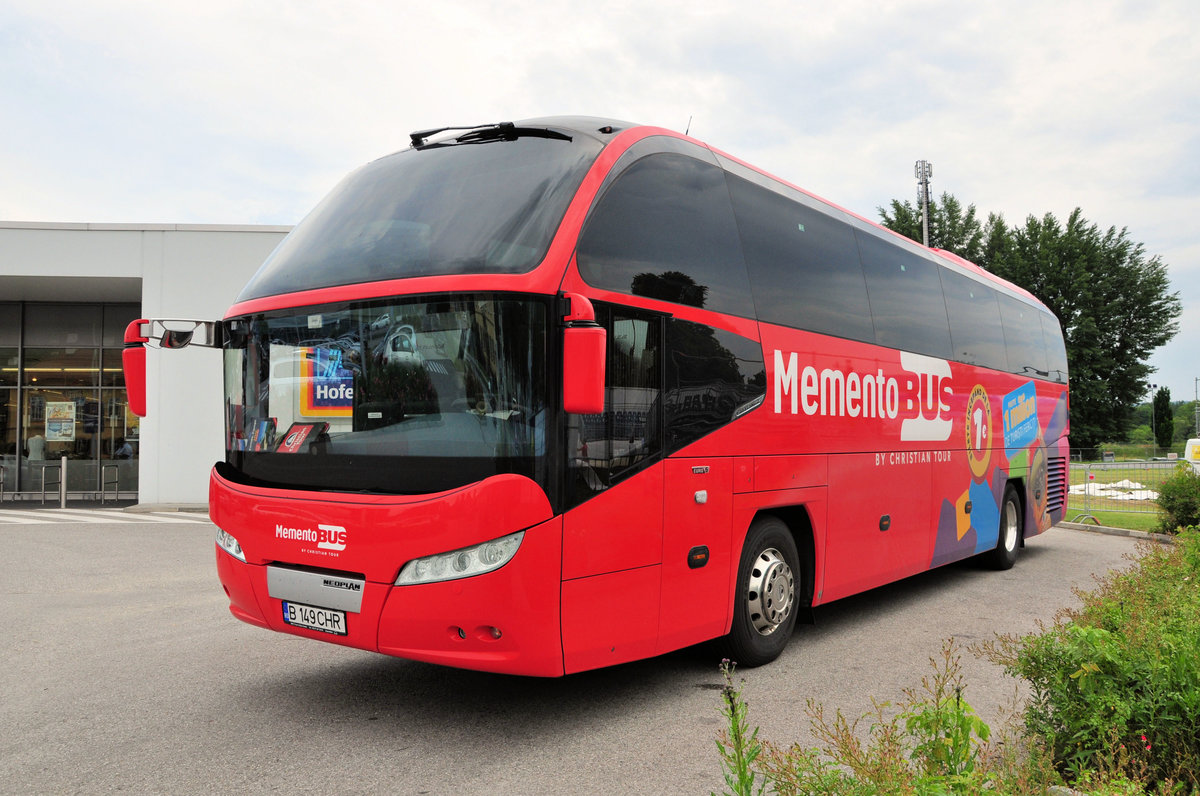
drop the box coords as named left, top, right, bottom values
left=1156, top=464, right=1200, bottom=533
left=715, top=640, right=1049, bottom=795
left=989, top=529, right=1200, bottom=790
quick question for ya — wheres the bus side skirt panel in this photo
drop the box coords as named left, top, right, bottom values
left=561, top=565, right=661, bottom=674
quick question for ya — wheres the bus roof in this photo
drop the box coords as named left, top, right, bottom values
left=234, top=115, right=1052, bottom=320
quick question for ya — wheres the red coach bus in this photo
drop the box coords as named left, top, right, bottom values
left=124, top=117, right=1069, bottom=676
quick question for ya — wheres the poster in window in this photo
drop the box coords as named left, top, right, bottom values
left=300, top=346, right=354, bottom=417
left=46, top=402, right=76, bottom=442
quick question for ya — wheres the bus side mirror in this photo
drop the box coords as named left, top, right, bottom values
left=561, top=293, right=606, bottom=415
left=121, top=318, right=223, bottom=418
left=123, top=319, right=150, bottom=417
left=563, top=325, right=606, bottom=414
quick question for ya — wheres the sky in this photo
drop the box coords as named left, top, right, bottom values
left=2, top=0, right=1197, bottom=405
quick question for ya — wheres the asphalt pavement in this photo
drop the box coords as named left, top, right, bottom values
left=1, top=517, right=1145, bottom=794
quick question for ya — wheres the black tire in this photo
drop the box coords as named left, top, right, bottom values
left=719, top=516, right=800, bottom=667
left=987, top=484, right=1023, bottom=570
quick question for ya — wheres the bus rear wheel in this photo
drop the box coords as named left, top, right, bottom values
left=720, top=516, right=800, bottom=667
left=987, top=484, right=1023, bottom=570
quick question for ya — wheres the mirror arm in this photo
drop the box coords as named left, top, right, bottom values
left=121, top=318, right=224, bottom=418
left=143, top=319, right=225, bottom=349
left=560, top=292, right=597, bottom=326
left=559, top=293, right=606, bottom=415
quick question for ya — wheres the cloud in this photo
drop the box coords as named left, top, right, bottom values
left=1, top=0, right=1196, bottom=395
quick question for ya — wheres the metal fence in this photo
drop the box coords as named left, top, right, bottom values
left=1067, top=458, right=1179, bottom=518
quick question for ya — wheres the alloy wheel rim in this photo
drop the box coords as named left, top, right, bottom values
left=1002, top=498, right=1019, bottom=553
left=747, top=547, right=795, bottom=636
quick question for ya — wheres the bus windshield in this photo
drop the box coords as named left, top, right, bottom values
left=221, top=294, right=550, bottom=496
left=237, top=129, right=606, bottom=301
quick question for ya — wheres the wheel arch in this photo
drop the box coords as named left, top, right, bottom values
left=750, top=505, right=816, bottom=616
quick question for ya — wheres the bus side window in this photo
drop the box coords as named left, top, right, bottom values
left=664, top=318, right=765, bottom=454
left=567, top=308, right=663, bottom=508
left=728, top=174, right=875, bottom=344
left=941, top=269, right=1009, bottom=371
left=856, top=229, right=954, bottom=360
left=1040, top=312, right=1069, bottom=384
left=997, top=294, right=1050, bottom=378
left=576, top=153, right=754, bottom=319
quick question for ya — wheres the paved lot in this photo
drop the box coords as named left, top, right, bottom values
left=1, top=516, right=1142, bottom=794
left=0, top=506, right=211, bottom=525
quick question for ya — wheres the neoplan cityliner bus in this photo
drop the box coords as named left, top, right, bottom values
left=124, top=117, right=1069, bottom=676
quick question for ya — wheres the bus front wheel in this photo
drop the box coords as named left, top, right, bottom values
left=987, top=484, right=1023, bottom=571
left=720, top=516, right=800, bottom=667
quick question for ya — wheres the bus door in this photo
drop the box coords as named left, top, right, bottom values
left=561, top=310, right=666, bottom=673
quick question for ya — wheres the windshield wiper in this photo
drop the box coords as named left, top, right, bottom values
left=409, top=122, right=572, bottom=149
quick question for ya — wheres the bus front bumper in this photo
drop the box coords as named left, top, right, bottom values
left=210, top=469, right=565, bottom=676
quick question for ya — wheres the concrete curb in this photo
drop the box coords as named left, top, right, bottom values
left=124, top=503, right=210, bottom=514
left=1057, top=520, right=1176, bottom=544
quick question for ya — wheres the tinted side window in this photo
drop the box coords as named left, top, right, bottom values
left=577, top=154, right=754, bottom=317
left=729, top=176, right=874, bottom=342
left=664, top=319, right=765, bottom=454
left=1040, top=312, right=1069, bottom=383
left=856, top=231, right=953, bottom=358
left=940, top=269, right=1009, bottom=371
left=997, top=294, right=1049, bottom=378
left=567, top=306, right=663, bottom=508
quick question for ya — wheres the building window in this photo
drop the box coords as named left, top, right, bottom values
left=0, top=302, right=140, bottom=497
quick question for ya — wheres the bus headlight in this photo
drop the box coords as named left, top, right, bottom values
left=215, top=527, right=246, bottom=562
left=396, top=531, right=525, bottom=586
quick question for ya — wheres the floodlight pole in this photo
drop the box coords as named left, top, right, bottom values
left=915, top=160, right=933, bottom=247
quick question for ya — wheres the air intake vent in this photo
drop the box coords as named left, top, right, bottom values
left=1046, top=456, right=1068, bottom=514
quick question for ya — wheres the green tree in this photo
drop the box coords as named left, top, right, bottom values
left=882, top=199, right=1181, bottom=450
left=1174, top=400, right=1198, bottom=443
left=995, top=210, right=1181, bottom=449
left=1153, top=387, right=1173, bottom=449
left=878, top=192, right=984, bottom=262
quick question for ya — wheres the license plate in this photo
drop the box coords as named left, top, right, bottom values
left=282, top=601, right=347, bottom=636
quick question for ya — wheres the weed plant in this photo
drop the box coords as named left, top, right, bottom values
left=714, top=659, right=765, bottom=796
left=714, top=640, right=1056, bottom=795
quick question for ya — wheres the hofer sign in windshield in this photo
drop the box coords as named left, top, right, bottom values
left=300, top=346, right=354, bottom=417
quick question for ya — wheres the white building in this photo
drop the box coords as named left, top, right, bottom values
left=1, top=222, right=289, bottom=505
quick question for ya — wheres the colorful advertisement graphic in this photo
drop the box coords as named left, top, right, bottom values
left=1002, top=381, right=1039, bottom=452
left=300, top=347, right=354, bottom=417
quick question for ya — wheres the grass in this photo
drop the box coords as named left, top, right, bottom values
left=1064, top=504, right=1163, bottom=533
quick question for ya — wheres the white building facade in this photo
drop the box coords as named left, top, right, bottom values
left=1, top=222, right=289, bottom=505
